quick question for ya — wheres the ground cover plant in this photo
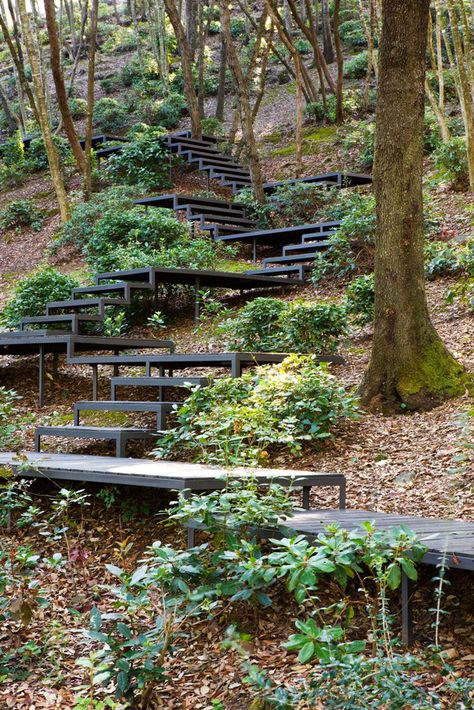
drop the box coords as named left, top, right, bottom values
left=156, top=355, right=359, bottom=466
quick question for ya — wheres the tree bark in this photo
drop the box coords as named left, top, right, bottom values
left=321, top=0, right=335, bottom=63
left=333, top=0, right=343, bottom=123
left=215, top=34, right=226, bottom=120
left=18, top=0, right=70, bottom=221
left=84, top=0, right=98, bottom=200
left=359, top=0, right=466, bottom=411
left=219, top=0, right=265, bottom=202
left=163, top=0, right=202, bottom=138
left=44, top=0, right=86, bottom=174
left=0, top=80, right=20, bottom=133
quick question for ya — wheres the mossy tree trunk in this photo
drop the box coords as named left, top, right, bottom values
left=359, top=0, right=467, bottom=412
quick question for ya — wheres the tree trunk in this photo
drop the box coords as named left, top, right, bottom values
left=0, top=80, right=20, bottom=133
left=359, top=0, right=466, bottom=411
left=44, top=0, right=86, bottom=174
left=215, top=35, right=226, bottom=120
left=321, top=0, right=335, bottom=63
left=333, top=0, right=343, bottom=123
left=163, top=0, right=201, bottom=138
left=18, top=0, right=70, bottom=221
left=220, top=0, right=265, bottom=202
left=84, top=0, right=98, bottom=200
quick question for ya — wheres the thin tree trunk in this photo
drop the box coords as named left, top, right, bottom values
left=359, top=0, right=466, bottom=411
left=0, top=0, right=40, bottom=124
left=333, top=0, right=343, bottom=123
left=215, top=35, right=226, bottom=120
left=163, top=0, right=201, bottom=138
left=18, top=0, right=70, bottom=221
left=84, top=0, right=98, bottom=200
left=446, top=0, right=474, bottom=189
left=68, top=0, right=89, bottom=94
left=219, top=0, right=265, bottom=202
left=321, top=0, right=335, bottom=63
left=44, top=0, right=86, bottom=174
left=0, top=80, right=20, bottom=133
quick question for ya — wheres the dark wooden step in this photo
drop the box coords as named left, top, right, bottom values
left=179, top=203, right=248, bottom=218
left=263, top=251, right=326, bottom=266
left=111, top=375, right=210, bottom=400
left=47, top=297, right=126, bottom=314
left=35, top=425, right=159, bottom=457
left=245, top=265, right=308, bottom=280
left=21, top=313, right=103, bottom=335
left=188, top=213, right=257, bottom=228
left=283, top=240, right=328, bottom=255
left=72, top=281, right=153, bottom=298
left=74, top=400, right=180, bottom=429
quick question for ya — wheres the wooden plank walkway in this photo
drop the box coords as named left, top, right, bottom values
left=280, top=509, right=474, bottom=571
left=0, top=453, right=346, bottom=508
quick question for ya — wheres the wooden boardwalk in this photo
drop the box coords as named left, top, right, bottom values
left=0, top=453, right=346, bottom=508
left=280, top=509, right=474, bottom=571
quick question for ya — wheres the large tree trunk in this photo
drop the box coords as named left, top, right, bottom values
left=44, top=0, right=86, bottom=174
left=17, top=0, right=70, bottom=221
left=359, top=0, right=467, bottom=411
left=0, top=81, right=20, bottom=133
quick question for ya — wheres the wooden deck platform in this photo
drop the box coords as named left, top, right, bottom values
left=280, top=509, right=474, bottom=571
left=0, top=453, right=346, bottom=509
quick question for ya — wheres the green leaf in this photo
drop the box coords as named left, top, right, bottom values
left=400, top=557, right=418, bottom=581
left=387, top=563, right=401, bottom=590
left=298, top=641, right=315, bottom=664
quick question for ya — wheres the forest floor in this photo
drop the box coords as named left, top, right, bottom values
left=1, top=56, right=474, bottom=707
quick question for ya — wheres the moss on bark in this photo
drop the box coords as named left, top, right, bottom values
left=397, top=338, right=469, bottom=409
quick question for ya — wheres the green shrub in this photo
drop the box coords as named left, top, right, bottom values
left=84, top=208, right=188, bottom=270
left=0, top=268, right=79, bottom=328
left=215, top=297, right=347, bottom=353
left=25, top=135, right=72, bottom=172
left=237, top=182, right=334, bottom=229
left=343, top=51, right=369, bottom=79
left=141, top=92, right=186, bottom=128
left=339, top=19, right=367, bottom=48
left=105, top=138, right=171, bottom=190
left=434, top=136, right=469, bottom=191
left=93, top=97, right=128, bottom=132
left=200, top=116, right=225, bottom=138
left=345, top=273, right=374, bottom=325
left=0, top=132, right=27, bottom=188
left=68, top=97, right=87, bottom=119
left=99, top=74, right=121, bottom=94
left=313, top=193, right=376, bottom=282
left=340, top=120, right=375, bottom=168
left=0, top=388, right=20, bottom=449
left=93, top=234, right=231, bottom=274
left=230, top=17, right=246, bottom=38
left=120, top=55, right=159, bottom=87
left=424, top=239, right=474, bottom=279
left=156, top=355, right=359, bottom=466
left=102, top=25, right=138, bottom=54
left=0, top=199, right=44, bottom=231
left=55, top=186, right=137, bottom=252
